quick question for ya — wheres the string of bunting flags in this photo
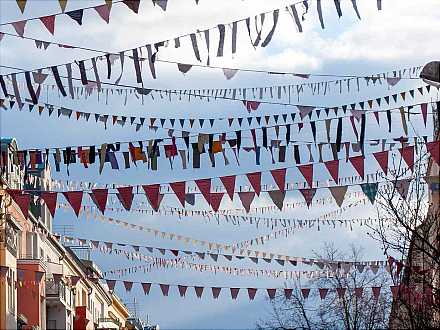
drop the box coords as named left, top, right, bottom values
left=5, top=141, right=437, bottom=217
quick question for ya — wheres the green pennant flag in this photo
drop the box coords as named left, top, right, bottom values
left=361, top=183, right=379, bottom=204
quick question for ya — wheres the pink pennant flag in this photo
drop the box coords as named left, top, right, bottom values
left=178, top=285, right=187, bottom=297
left=170, top=181, right=186, bottom=207
left=399, top=146, right=414, bottom=172
left=420, top=103, right=428, bottom=126
left=298, top=164, right=314, bottom=187
left=301, top=288, right=310, bottom=299
left=94, top=4, right=111, bottom=23
left=116, top=186, right=133, bottom=210
left=123, top=281, right=133, bottom=292
left=194, top=286, right=204, bottom=298
left=209, top=193, right=224, bottom=212
left=39, top=15, right=56, bottom=35
left=373, top=150, right=389, bottom=175
left=267, top=289, right=276, bottom=300
left=247, top=288, right=258, bottom=300
left=238, top=192, right=255, bottom=213
left=319, top=288, right=329, bottom=300
left=62, top=191, right=83, bottom=217
left=12, top=20, right=27, bottom=37
left=336, top=287, right=346, bottom=298
left=329, top=186, right=348, bottom=207
left=40, top=191, right=58, bottom=217
left=220, top=175, right=236, bottom=200
left=372, top=286, right=381, bottom=299
left=324, top=160, right=339, bottom=183
left=106, top=279, right=116, bottom=291
left=299, top=188, right=316, bottom=207
left=142, top=283, right=151, bottom=295
left=270, top=168, right=286, bottom=192
left=7, top=190, right=30, bottom=218
left=349, top=155, right=365, bottom=179
left=427, top=141, right=439, bottom=165
left=143, top=184, right=160, bottom=211
left=354, top=287, right=363, bottom=298
left=230, top=288, right=240, bottom=300
left=90, top=188, right=108, bottom=214
left=159, top=284, right=170, bottom=296
left=195, top=178, right=211, bottom=204
left=212, top=287, right=222, bottom=299
left=246, top=172, right=261, bottom=196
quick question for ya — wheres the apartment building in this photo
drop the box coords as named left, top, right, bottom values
left=1, top=137, right=132, bottom=330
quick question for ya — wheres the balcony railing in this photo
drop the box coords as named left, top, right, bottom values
left=98, top=317, right=121, bottom=327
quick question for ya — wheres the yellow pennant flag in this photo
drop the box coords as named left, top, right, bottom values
left=16, top=0, right=27, bottom=13
left=59, top=0, right=68, bottom=12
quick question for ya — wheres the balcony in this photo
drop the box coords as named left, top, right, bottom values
left=46, top=281, right=74, bottom=309
left=97, top=317, right=121, bottom=329
left=17, top=254, right=47, bottom=270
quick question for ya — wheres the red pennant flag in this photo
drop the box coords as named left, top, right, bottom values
left=116, top=186, right=133, bottom=210
left=349, top=155, right=365, bottom=179
left=284, top=288, right=293, bottom=299
left=212, top=287, right=222, bottom=299
left=178, top=285, right=187, bottom=297
left=159, top=284, right=170, bottom=296
left=210, top=193, right=224, bottom=212
left=39, top=15, right=55, bottom=35
left=373, top=151, right=389, bottom=175
left=298, top=164, right=314, bottom=187
left=324, top=160, right=339, bottom=183
left=238, top=192, right=255, bottom=213
left=142, top=283, right=151, bottom=295
left=427, top=141, right=439, bottom=165
left=7, top=190, right=30, bottom=218
left=390, top=286, right=399, bottom=299
left=230, top=288, right=240, bottom=300
left=336, top=287, right=346, bottom=298
left=420, top=103, right=428, bottom=126
left=194, top=286, right=204, bottom=298
left=123, top=0, right=140, bottom=13
left=170, top=181, right=186, bottom=207
left=12, top=20, right=27, bottom=37
left=299, top=189, right=316, bottom=207
left=399, top=146, right=414, bottom=172
left=319, top=288, right=329, bottom=300
left=301, top=288, right=310, bottom=299
left=106, top=279, right=116, bottom=291
left=246, top=172, right=261, bottom=196
left=195, top=179, right=211, bottom=204
left=354, top=287, right=363, bottom=298
left=247, top=288, right=258, bottom=300
left=220, top=175, right=236, bottom=201
left=270, top=168, right=286, bottom=192
left=94, top=4, right=111, bottom=23
left=142, top=184, right=160, bottom=211
left=90, top=188, right=108, bottom=214
left=62, top=191, right=83, bottom=217
left=123, top=281, right=133, bottom=292
left=267, top=289, right=276, bottom=300
left=372, top=286, right=381, bottom=299
left=40, top=191, right=57, bottom=217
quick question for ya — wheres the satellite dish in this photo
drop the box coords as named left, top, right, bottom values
left=420, top=61, right=440, bottom=87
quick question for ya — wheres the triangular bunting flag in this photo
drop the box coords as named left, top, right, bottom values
left=324, top=160, right=339, bottom=183
left=40, top=15, right=56, bottom=35
left=209, top=193, right=224, bottom=212
left=299, top=188, right=316, bottom=207
left=220, top=175, right=235, bottom=201
left=349, top=155, right=365, bottom=179
left=373, top=150, right=389, bottom=175
left=123, top=0, right=141, bottom=13
left=329, top=186, right=348, bottom=207
left=246, top=172, right=261, bottom=196
left=170, top=181, right=186, bottom=207
left=142, top=184, right=161, bottom=211
left=395, top=179, right=411, bottom=200
left=95, top=4, right=111, bottom=23
left=116, top=186, right=133, bottom=211
left=62, top=191, right=83, bottom=217
left=66, top=9, right=84, bottom=25
left=268, top=190, right=285, bottom=211
left=40, top=191, right=58, bottom=217
left=142, top=283, right=151, bottom=295
left=270, top=168, right=286, bottom=192
left=90, top=188, right=108, bottom=214
left=12, top=20, right=27, bottom=37
left=238, top=192, right=255, bottom=213
left=195, top=179, right=211, bottom=204
left=420, top=103, right=428, bottom=126
left=58, top=0, right=68, bottom=12
left=427, top=141, right=439, bottom=165
left=7, top=190, right=30, bottom=218
left=298, top=164, right=313, bottom=187
left=361, top=183, right=379, bottom=204
left=301, top=288, right=310, bottom=299
left=399, top=146, right=414, bottom=172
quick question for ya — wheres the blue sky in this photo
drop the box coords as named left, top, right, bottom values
left=1, top=0, right=439, bottom=328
